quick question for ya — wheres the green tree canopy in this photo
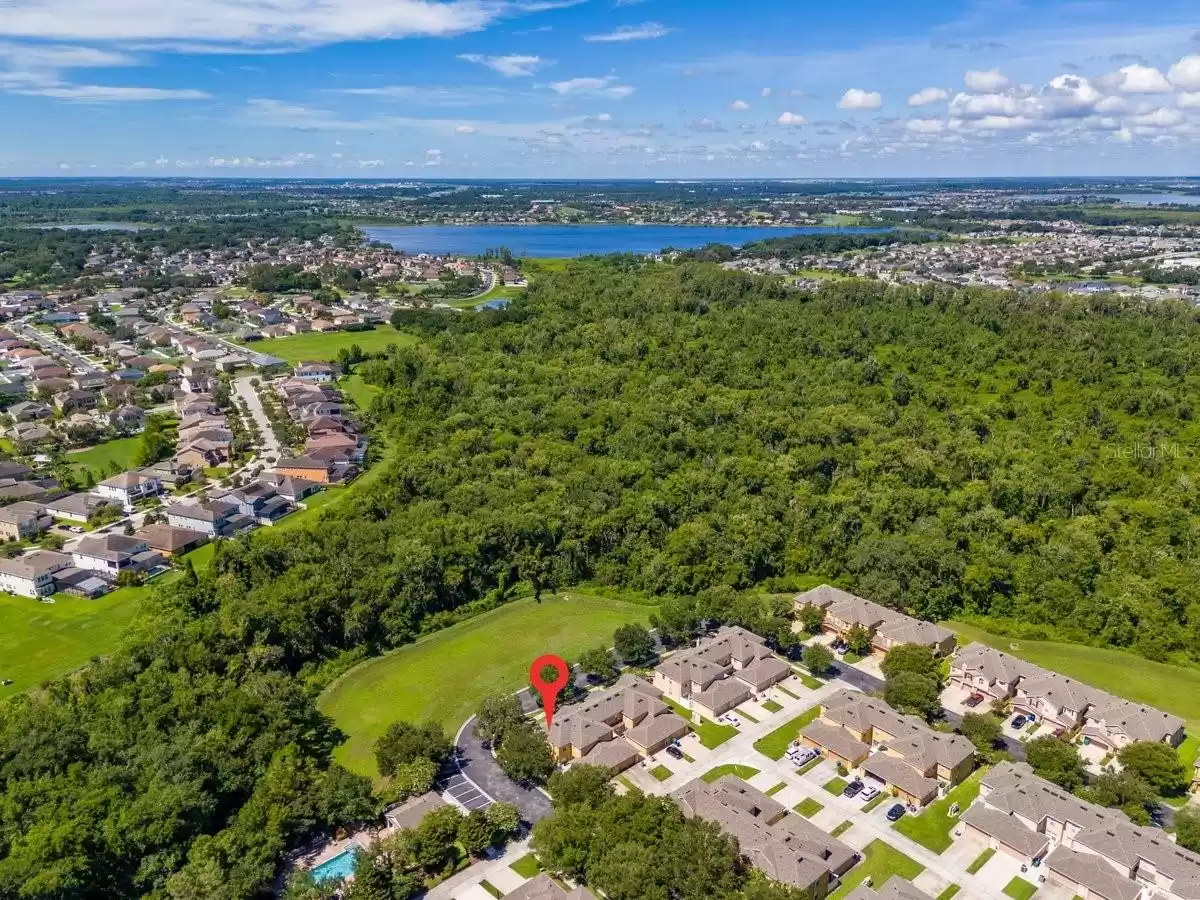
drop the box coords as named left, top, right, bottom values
left=1025, top=736, right=1087, bottom=790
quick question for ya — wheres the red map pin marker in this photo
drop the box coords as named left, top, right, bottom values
left=529, top=654, right=571, bottom=730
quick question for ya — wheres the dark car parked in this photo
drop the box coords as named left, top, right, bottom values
left=842, top=779, right=864, bottom=798
left=1010, top=714, right=1028, bottom=729
left=965, top=693, right=984, bottom=708
left=665, top=745, right=683, bottom=760
left=886, top=803, right=907, bottom=822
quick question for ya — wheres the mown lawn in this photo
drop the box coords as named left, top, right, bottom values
left=661, top=696, right=739, bottom=749
left=1002, top=878, right=1038, bottom=900
left=650, top=765, right=673, bottom=782
left=824, top=777, right=849, bottom=795
left=319, top=593, right=655, bottom=777
left=237, top=325, right=419, bottom=364
left=339, top=374, right=381, bottom=410
left=754, top=706, right=820, bottom=760
left=948, top=621, right=1200, bottom=729
left=701, top=764, right=760, bottom=784
left=829, top=840, right=924, bottom=900
left=794, top=797, right=824, bottom=817
left=892, top=768, right=986, bottom=853
left=68, top=435, right=142, bottom=481
left=510, top=853, right=541, bottom=879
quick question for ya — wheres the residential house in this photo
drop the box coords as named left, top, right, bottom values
left=137, top=459, right=197, bottom=488
left=55, top=389, right=97, bottom=413
left=674, top=776, right=857, bottom=896
left=95, top=471, right=162, bottom=511
left=0, top=501, right=52, bottom=540
left=110, top=405, right=146, bottom=431
left=1081, top=698, right=1184, bottom=751
left=275, top=455, right=343, bottom=484
left=257, top=472, right=320, bottom=501
left=0, top=550, right=72, bottom=597
left=504, top=874, right=599, bottom=900
left=546, top=674, right=689, bottom=770
left=294, top=361, right=336, bottom=383
left=948, top=644, right=1042, bottom=701
left=962, top=762, right=1200, bottom=900
left=795, top=585, right=956, bottom=657
left=846, top=881, right=932, bottom=900
left=44, top=492, right=121, bottom=523
left=653, top=626, right=790, bottom=715
left=72, top=534, right=162, bottom=577
left=0, top=460, right=32, bottom=481
left=0, top=480, right=50, bottom=503
left=1013, top=673, right=1101, bottom=730
left=801, top=689, right=974, bottom=806
left=134, top=523, right=208, bottom=557
left=211, top=482, right=294, bottom=524
left=9, top=401, right=52, bottom=422
left=165, top=499, right=250, bottom=537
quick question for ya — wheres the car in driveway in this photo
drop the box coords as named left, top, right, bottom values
left=1010, top=714, right=1028, bottom=729
left=965, top=693, right=985, bottom=708
left=859, top=785, right=881, bottom=803
left=842, top=779, right=864, bottom=798
left=886, top=803, right=907, bottom=821
left=665, top=745, right=683, bottom=760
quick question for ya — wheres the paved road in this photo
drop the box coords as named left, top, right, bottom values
left=11, top=320, right=102, bottom=373
left=455, top=717, right=552, bottom=825
left=233, top=375, right=282, bottom=459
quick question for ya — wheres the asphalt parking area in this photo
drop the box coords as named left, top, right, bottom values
left=439, top=772, right=493, bottom=811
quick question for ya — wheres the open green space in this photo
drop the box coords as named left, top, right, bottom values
left=68, top=435, right=142, bottom=481
left=339, top=373, right=381, bottom=410
left=0, top=586, right=145, bottom=693
left=892, top=768, right=986, bottom=853
left=824, top=777, right=849, bottom=795
left=761, top=699, right=783, bottom=713
left=1002, top=878, right=1038, bottom=900
left=700, top=764, right=760, bottom=784
left=863, top=793, right=888, bottom=812
left=510, top=853, right=542, bottom=879
left=236, top=325, right=419, bottom=364
left=948, top=621, right=1200, bottom=728
left=794, top=797, right=824, bottom=817
left=319, top=593, right=655, bottom=777
left=735, top=707, right=759, bottom=724
left=446, top=283, right=526, bottom=311
left=937, top=886, right=961, bottom=900
left=765, top=782, right=786, bottom=797
left=831, top=821, right=853, bottom=838
left=650, top=765, right=673, bottom=782
left=966, top=848, right=995, bottom=874
left=829, top=840, right=925, bottom=900
left=754, top=706, right=820, bottom=760
left=661, top=696, right=739, bottom=749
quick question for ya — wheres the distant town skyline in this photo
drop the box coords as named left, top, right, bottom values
left=0, top=0, right=1197, bottom=177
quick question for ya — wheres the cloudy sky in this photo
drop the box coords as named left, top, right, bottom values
left=0, top=0, right=1198, bottom=177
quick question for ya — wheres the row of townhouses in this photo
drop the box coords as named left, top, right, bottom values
left=273, top=373, right=367, bottom=484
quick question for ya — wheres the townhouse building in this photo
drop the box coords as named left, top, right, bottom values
left=652, top=625, right=791, bottom=718
left=801, top=689, right=975, bottom=807
left=794, top=585, right=956, bottom=657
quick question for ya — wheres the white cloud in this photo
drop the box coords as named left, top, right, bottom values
left=549, top=76, right=634, bottom=98
left=1131, top=107, right=1184, bottom=127
left=0, top=41, right=133, bottom=69
left=907, top=86, right=948, bottom=107
left=964, top=69, right=1009, bottom=92
left=904, top=117, right=944, bottom=133
left=1180, top=92, right=1200, bottom=109
left=760, top=87, right=771, bottom=97
left=455, top=124, right=477, bottom=133
left=13, top=84, right=208, bottom=101
left=1107, top=63, right=1171, bottom=93
left=1112, top=127, right=1133, bottom=143
left=584, top=22, right=670, bottom=42
left=457, top=53, right=546, bottom=77
left=838, top=88, right=881, bottom=110
left=776, top=111, right=807, bottom=126
left=357, top=159, right=384, bottom=168
left=1168, top=55, right=1200, bottom=92
left=729, top=99, right=749, bottom=111
left=0, top=0, right=513, bottom=48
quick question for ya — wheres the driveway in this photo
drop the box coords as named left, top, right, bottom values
left=455, top=716, right=552, bottom=825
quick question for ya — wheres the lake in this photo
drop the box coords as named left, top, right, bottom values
left=31, top=222, right=147, bottom=231
left=363, top=224, right=892, bottom=257
left=1112, top=193, right=1200, bottom=207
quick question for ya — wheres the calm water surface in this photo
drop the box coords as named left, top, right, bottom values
left=363, top=224, right=892, bottom=257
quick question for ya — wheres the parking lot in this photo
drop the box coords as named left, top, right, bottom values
left=438, top=770, right=492, bottom=812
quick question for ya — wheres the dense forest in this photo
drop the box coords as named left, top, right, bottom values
left=6, top=261, right=1200, bottom=896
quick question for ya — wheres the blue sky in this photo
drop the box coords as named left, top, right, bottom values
left=0, top=0, right=1197, bottom=177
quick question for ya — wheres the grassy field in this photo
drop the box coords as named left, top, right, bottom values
left=947, top=621, right=1200, bottom=728
left=661, top=696, right=739, bottom=749
left=650, top=765, right=673, bottom=782
left=824, top=777, right=849, bottom=795
left=700, top=764, right=760, bottom=783
left=794, top=797, right=823, bottom=817
left=446, top=284, right=526, bottom=311
left=829, top=840, right=924, bottom=900
left=510, top=853, right=541, bottom=879
left=319, top=593, right=654, bottom=777
left=237, top=325, right=419, bottom=364
left=892, top=768, right=985, bottom=853
left=339, top=374, right=381, bottom=410
left=68, top=435, right=142, bottom=481
left=753, top=706, right=820, bottom=760
left=1002, top=878, right=1038, bottom=900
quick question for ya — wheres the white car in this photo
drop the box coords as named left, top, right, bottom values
left=859, top=786, right=881, bottom=803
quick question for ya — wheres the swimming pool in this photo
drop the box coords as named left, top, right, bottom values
left=311, top=845, right=360, bottom=883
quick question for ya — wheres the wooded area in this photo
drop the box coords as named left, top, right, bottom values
left=5, top=259, right=1200, bottom=897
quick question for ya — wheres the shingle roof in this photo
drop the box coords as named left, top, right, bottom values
left=794, top=583, right=864, bottom=611
left=1045, top=845, right=1144, bottom=900
left=951, top=644, right=1044, bottom=687
left=960, top=804, right=1050, bottom=857
left=863, top=752, right=938, bottom=801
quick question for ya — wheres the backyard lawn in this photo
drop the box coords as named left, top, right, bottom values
left=701, top=764, right=760, bottom=784
left=319, top=593, right=655, bottom=778
left=754, top=706, right=820, bottom=759
left=892, top=768, right=986, bottom=853
left=948, top=621, right=1200, bottom=728
left=237, top=325, right=419, bottom=364
left=829, top=840, right=925, bottom=900
left=510, top=854, right=541, bottom=879
left=68, top=435, right=142, bottom=481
